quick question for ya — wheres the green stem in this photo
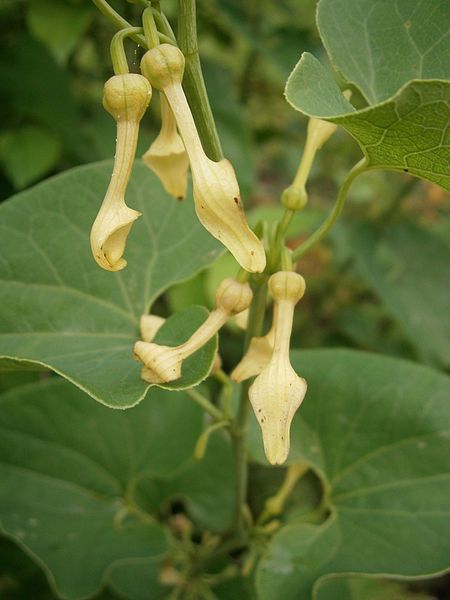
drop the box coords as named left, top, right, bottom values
left=231, top=277, right=268, bottom=539
left=269, top=208, right=295, bottom=271
left=91, top=0, right=175, bottom=47
left=292, top=158, right=368, bottom=262
left=186, top=388, right=224, bottom=421
left=91, top=0, right=148, bottom=46
left=258, top=461, right=309, bottom=524
left=152, top=7, right=177, bottom=42
left=177, top=0, right=223, bottom=161
left=110, top=27, right=143, bottom=74
left=142, top=7, right=160, bottom=47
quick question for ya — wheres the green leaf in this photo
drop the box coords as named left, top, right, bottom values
left=0, top=376, right=207, bottom=598
left=285, top=0, right=450, bottom=190
left=0, top=161, right=222, bottom=408
left=27, top=0, right=94, bottom=64
left=0, top=126, right=61, bottom=189
left=134, top=434, right=234, bottom=533
left=349, top=221, right=450, bottom=369
left=255, top=349, right=450, bottom=598
left=106, top=437, right=235, bottom=599
left=107, top=558, right=166, bottom=600
left=317, top=0, right=449, bottom=103
left=0, top=34, right=86, bottom=160
left=316, top=574, right=434, bottom=600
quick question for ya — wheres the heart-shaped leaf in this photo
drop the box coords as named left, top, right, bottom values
left=0, top=377, right=207, bottom=599
left=285, top=0, right=450, bottom=190
left=315, top=573, right=432, bottom=600
left=0, top=161, right=222, bottom=407
left=349, top=221, right=450, bottom=370
left=253, top=349, right=450, bottom=598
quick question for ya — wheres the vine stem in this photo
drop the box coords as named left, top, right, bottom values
left=90, top=0, right=148, bottom=46
left=231, top=277, right=268, bottom=539
left=90, top=0, right=174, bottom=46
left=110, top=27, right=143, bottom=74
left=177, top=0, right=223, bottom=161
left=186, top=388, right=224, bottom=421
left=291, top=158, right=368, bottom=262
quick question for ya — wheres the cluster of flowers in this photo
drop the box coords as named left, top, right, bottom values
left=90, top=43, right=265, bottom=274
left=90, top=42, right=309, bottom=465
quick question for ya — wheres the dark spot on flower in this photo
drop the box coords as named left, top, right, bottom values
left=234, top=197, right=239, bottom=204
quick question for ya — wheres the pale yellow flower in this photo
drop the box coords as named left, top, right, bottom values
left=142, top=93, right=189, bottom=200
left=90, top=74, right=152, bottom=271
left=249, top=271, right=307, bottom=465
left=231, top=324, right=275, bottom=383
left=140, top=45, right=266, bottom=273
left=140, top=314, right=165, bottom=342
left=134, top=278, right=252, bottom=383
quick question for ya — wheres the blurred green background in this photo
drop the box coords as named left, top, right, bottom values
left=0, top=1, right=449, bottom=597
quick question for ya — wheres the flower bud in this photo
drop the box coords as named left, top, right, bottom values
left=90, top=74, right=152, bottom=271
left=249, top=271, right=307, bottom=465
left=269, top=270, right=306, bottom=304
left=142, top=94, right=189, bottom=200
left=134, top=279, right=252, bottom=383
left=281, top=184, right=308, bottom=212
left=140, top=44, right=185, bottom=90
left=215, top=278, right=253, bottom=315
left=140, top=46, right=266, bottom=273
left=103, top=74, right=151, bottom=122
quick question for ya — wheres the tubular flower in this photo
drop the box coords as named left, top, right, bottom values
left=140, top=45, right=266, bottom=273
left=90, top=74, right=152, bottom=271
left=231, top=323, right=275, bottom=383
left=281, top=112, right=340, bottom=212
left=142, top=93, right=189, bottom=200
left=134, top=278, right=252, bottom=383
left=234, top=308, right=249, bottom=330
left=249, top=271, right=307, bottom=465
left=140, top=314, right=165, bottom=342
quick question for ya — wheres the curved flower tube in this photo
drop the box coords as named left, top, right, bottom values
left=134, top=278, right=252, bottom=383
left=140, top=45, right=266, bottom=273
left=249, top=271, right=307, bottom=465
left=142, top=93, right=189, bottom=200
left=140, top=314, right=165, bottom=342
left=90, top=74, right=152, bottom=271
left=231, top=322, right=275, bottom=383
